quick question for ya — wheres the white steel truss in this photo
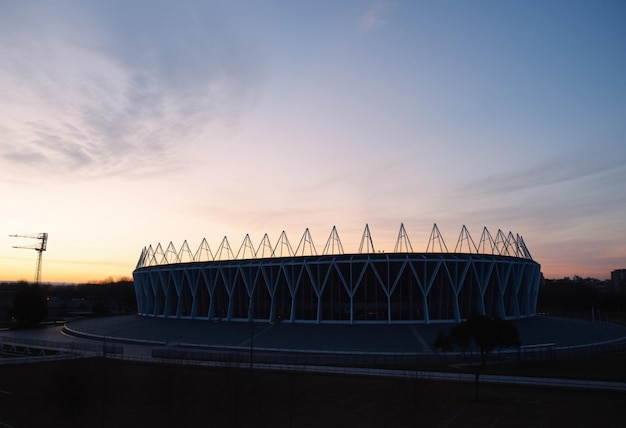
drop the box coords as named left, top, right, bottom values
left=133, top=224, right=540, bottom=324
left=135, top=224, right=534, bottom=269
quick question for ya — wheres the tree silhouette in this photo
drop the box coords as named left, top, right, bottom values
left=11, top=283, right=47, bottom=326
left=435, top=314, right=520, bottom=400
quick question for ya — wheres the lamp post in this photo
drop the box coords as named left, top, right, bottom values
left=248, top=295, right=254, bottom=374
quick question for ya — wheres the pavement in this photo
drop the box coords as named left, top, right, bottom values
left=0, top=314, right=624, bottom=359
left=57, top=314, right=626, bottom=354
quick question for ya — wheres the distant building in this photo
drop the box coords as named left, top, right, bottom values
left=611, top=269, right=626, bottom=292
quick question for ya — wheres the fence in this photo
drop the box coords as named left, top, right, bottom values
left=150, top=334, right=626, bottom=368
left=0, top=335, right=123, bottom=363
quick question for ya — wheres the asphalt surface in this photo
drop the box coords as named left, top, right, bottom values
left=52, top=314, right=626, bottom=355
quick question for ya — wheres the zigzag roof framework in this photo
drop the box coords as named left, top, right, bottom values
left=136, top=224, right=533, bottom=268
left=133, top=224, right=540, bottom=324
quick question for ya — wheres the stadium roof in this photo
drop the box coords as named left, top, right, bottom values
left=136, top=223, right=533, bottom=269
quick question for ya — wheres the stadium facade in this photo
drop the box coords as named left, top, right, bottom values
left=132, top=224, right=541, bottom=324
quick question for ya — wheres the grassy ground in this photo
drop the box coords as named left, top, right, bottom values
left=0, top=357, right=624, bottom=427
left=378, top=350, right=626, bottom=383
left=478, top=350, right=626, bottom=382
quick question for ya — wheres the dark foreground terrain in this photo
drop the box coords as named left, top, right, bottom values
left=0, top=358, right=623, bottom=427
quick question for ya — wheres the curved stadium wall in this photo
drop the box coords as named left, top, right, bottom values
left=132, top=225, right=541, bottom=324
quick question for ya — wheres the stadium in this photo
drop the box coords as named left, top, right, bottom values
left=132, top=224, right=541, bottom=324
left=22, top=223, right=626, bottom=369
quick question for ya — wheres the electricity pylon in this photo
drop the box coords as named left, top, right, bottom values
left=10, top=233, right=48, bottom=284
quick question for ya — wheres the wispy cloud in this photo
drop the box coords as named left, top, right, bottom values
left=458, top=144, right=626, bottom=196
left=447, top=143, right=626, bottom=242
left=0, top=2, right=262, bottom=178
left=358, top=2, right=391, bottom=31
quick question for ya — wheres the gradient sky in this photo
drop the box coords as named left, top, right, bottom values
left=1, top=0, right=624, bottom=283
